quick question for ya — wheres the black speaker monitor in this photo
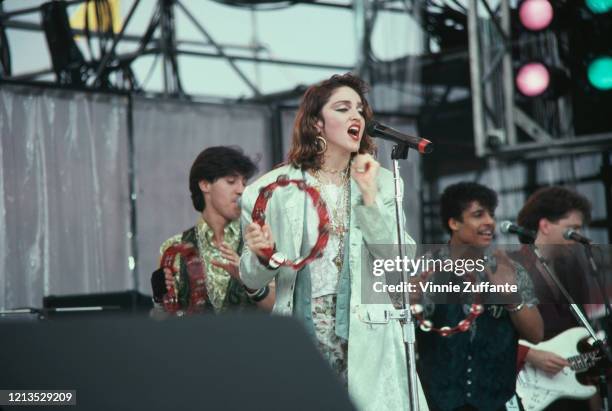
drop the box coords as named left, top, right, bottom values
left=0, top=314, right=355, bottom=411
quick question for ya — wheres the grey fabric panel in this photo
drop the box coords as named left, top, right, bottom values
left=132, top=98, right=272, bottom=294
left=0, top=85, right=132, bottom=309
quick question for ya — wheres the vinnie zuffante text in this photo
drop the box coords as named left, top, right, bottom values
left=371, top=255, right=518, bottom=294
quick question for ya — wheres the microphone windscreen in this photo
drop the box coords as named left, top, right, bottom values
left=365, top=121, right=380, bottom=136
left=499, top=220, right=513, bottom=234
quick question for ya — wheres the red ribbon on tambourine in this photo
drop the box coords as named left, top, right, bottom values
left=251, top=175, right=330, bottom=271
left=159, top=242, right=208, bottom=315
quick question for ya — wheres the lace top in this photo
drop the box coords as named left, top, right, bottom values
left=304, top=172, right=348, bottom=298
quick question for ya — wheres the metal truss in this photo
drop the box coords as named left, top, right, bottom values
left=0, top=0, right=379, bottom=97
left=467, top=0, right=612, bottom=158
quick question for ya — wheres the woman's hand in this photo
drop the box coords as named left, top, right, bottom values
left=245, top=222, right=275, bottom=259
left=351, top=153, right=380, bottom=206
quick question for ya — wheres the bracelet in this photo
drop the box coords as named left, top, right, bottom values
left=256, top=245, right=285, bottom=270
left=245, top=285, right=270, bottom=302
left=504, top=302, right=525, bottom=313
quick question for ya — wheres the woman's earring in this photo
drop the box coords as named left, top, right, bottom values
left=315, top=135, right=327, bottom=155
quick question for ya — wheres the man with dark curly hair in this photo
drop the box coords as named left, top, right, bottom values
left=438, top=182, right=499, bottom=248
left=416, top=182, right=543, bottom=411
left=514, top=186, right=594, bottom=411
left=517, top=186, right=591, bottom=247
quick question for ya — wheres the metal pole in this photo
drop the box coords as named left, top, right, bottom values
left=391, top=156, right=420, bottom=410
left=93, top=0, right=141, bottom=87
left=354, top=0, right=377, bottom=82
left=532, top=246, right=601, bottom=342
left=354, top=0, right=366, bottom=75
left=0, top=0, right=86, bottom=21
left=160, top=0, right=171, bottom=95
left=603, top=153, right=612, bottom=242
left=177, top=49, right=353, bottom=71
left=157, top=0, right=183, bottom=95
left=166, top=0, right=184, bottom=94
left=500, top=0, right=516, bottom=146
left=468, top=0, right=487, bottom=156
left=176, top=0, right=261, bottom=97
left=480, top=0, right=508, bottom=43
left=126, top=94, right=139, bottom=292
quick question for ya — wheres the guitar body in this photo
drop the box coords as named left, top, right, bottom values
left=517, top=327, right=599, bottom=411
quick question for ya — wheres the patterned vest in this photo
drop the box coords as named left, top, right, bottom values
left=176, top=226, right=255, bottom=312
left=417, top=304, right=518, bottom=411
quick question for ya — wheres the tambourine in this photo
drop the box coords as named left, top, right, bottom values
left=251, top=174, right=330, bottom=271
left=410, top=302, right=484, bottom=337
left=411, top=269, right=483, bottom=337
left=159, top=242, right=208, bottom=315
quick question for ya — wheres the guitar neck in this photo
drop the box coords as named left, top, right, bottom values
left=568, top=351, right=599, bottom=372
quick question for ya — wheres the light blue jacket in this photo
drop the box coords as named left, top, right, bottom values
left=240, top=164, right=429, bottom=411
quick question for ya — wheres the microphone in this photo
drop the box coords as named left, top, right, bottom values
left=366, top=120, right=433, bottom=154
left=500, top=221, right=536, bottom=240
left=150, top=268, right=167, bottom=303
left=563, top=229, right=592, bottom=245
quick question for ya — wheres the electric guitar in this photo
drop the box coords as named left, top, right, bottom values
left=516, top=327, right=605, bottom=411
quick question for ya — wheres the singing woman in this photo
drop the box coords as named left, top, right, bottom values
left=239, top=73, right=428, bottom=411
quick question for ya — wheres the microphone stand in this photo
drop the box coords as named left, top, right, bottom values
left=531, top=244, right=612, bottom=411
left=389, top=143, right=420, bottom=410
left=584, top=243, right=612, bottom=411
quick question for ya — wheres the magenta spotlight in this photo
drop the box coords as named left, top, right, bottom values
left=519, top=0, right=554, bottom=31
left=516, top=62, right=550, bottom=97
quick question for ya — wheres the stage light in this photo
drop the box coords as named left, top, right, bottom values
left=516, top=62, right=550, bottom=97
left=518, top=0, right=554, bottom=31
left=587, top=56, right=612, bottom=90
left=586, top=0, right=612, bottom=14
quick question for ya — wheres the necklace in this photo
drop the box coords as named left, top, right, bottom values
left=312, top=166, right=350, bottom=271
left=320, top=165, right=345, bottom=174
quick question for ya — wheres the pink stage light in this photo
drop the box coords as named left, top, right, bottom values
left=519, top=0, right=554, bottom=31
left=516, top=63, right=550, bottom=97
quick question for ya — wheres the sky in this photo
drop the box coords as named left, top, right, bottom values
left=3, top=0, right=426, bottom=99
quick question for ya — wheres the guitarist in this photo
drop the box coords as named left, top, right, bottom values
left=514, top=186, right=594, bottom=410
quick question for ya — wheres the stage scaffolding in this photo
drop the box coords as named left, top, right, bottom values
left=0, top=0, right=415, bottom=97
left=466, top=0, right=612, bottom=159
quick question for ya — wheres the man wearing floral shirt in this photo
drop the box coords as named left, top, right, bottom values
left=151, top=146, right=274, bottom=314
